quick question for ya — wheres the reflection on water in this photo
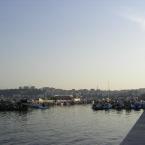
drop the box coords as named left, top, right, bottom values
left=0, top=105, right=143, bottom=145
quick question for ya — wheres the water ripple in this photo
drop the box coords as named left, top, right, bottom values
left=0, top=105, right=143, bottom=145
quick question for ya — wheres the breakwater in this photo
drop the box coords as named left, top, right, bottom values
left=120, top=111, right=145, bottom=145
left=0, top=99, right=29, bottom=111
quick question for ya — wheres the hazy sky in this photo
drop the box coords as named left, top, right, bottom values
left=0, top=0, right=145, bottom=90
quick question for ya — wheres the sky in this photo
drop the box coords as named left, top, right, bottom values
left=0, top=0, right=145, bottom=90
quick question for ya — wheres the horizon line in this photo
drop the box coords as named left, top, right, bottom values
left=0, top=86, right=145, bottom=91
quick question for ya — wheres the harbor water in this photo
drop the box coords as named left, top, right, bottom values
left=0, top=105, right=143, bottom=145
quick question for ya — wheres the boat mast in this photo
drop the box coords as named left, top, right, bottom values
left=108, top=81, right=110, bottom=98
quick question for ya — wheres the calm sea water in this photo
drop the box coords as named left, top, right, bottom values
left=0, top=105, right=143, bottom=145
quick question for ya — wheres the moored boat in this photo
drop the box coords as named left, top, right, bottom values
left=103, top=103, right=112, bottom=110
left=31, top=103, right=48, bottom=109
left=92, top=103, right=103, bottom=110
left=131, top=102, right=142, bottom=110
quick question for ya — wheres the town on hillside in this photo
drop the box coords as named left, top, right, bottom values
left=0, top=86, right=145, bottom=111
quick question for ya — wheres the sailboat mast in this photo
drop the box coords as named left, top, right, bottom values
left=108, top=81, right=110, bottom=98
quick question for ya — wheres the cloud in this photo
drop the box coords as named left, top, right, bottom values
left=125, top=14, right=145, bottom=30
left=119, top=8, right=145, bottom=31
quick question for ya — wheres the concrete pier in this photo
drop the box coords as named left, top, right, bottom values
left=120, top=111, right=145, bottom=145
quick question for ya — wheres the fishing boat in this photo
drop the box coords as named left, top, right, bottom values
left=131, top=102, right=142, bottom=110
left=92, top=103, right=103, bottom=110
left=31, top=103, right=48, bottom=109
left=103, top=103, right=112, bottom=110
left=142, top=101, right=145, bottom=109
